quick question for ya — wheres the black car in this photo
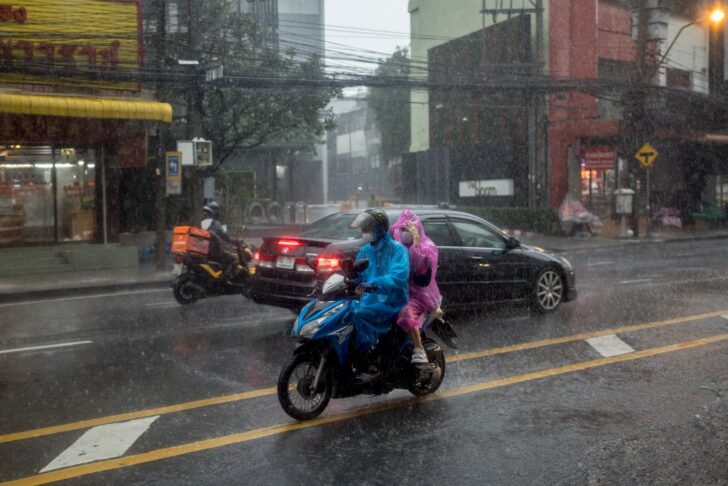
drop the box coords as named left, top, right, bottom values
left=249, top=209, right=576, bottom=313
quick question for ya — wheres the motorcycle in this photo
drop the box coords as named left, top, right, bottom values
left=171, top=225, right=255, bottom=305
left=277, top=258, right=457, bottom=421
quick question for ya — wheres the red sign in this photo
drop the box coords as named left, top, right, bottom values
left=0, top=5, right=27, bottom=23
left=582, top=147, right=615, bottom=170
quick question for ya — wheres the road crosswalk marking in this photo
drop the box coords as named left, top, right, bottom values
left=39, top=416, right=159, bottom=473
left=586, top=334, right=634, bottom=357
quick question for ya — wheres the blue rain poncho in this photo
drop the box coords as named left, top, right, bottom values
left=351, top=233, right=410, bottom=350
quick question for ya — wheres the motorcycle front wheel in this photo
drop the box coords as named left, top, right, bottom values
left=173, top=274, right=199, bottom=305
left=277, top=354, right=333, bottom=421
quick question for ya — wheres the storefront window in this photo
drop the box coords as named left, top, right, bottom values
left=581, top=168, right=616, bottom=202
left=0, top=145, right=96, bottom=245
left=55, top=148, right=97, bottom=242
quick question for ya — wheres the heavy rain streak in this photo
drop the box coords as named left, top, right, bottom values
left=2, top=0, right=728, bottom=484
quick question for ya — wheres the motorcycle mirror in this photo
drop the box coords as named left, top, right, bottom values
left=353, top=259, right=369, bottom=273
left=340, top=259, right=354, bottom=275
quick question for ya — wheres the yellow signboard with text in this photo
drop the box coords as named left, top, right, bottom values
left=0, top=0, right=141, bottom=91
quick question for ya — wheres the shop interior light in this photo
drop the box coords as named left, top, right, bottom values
left=35, top=163, right=74, bottom=169
left=0, top=163, right=33, bottom=169
left=78, top=160, right=85, bottom=166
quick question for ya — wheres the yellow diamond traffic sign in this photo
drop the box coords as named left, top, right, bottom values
left=635, top=143, right=658, bottom=168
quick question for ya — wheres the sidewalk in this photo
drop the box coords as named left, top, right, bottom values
left=1, top=228, right=727, bottom=303
left=0, top=265, right=172, bottom=303
left=520, top=228, right=728, bottom=252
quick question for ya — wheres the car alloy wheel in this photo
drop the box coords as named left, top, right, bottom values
left=534, top=268, right=564, bottom=313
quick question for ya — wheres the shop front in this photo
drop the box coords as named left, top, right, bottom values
left=0, top=95, right=172, bottom=247
left=580, top=146, right=617, bottom=212
left=0, top=0, right=172, bottom=249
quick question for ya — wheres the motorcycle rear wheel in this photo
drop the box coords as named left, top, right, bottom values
left=407, top=347, right=446, bottom=396
left=277, top=354, right=333, bottom=421
left=173, top=274, right=199, bottom=305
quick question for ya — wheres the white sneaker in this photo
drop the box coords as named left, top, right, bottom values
left=411, top=347, right=429, bottom=364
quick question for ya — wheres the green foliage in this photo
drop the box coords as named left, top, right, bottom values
left=164, top=0, right=338, bottom=164
left=215, top=168, right=256, bottom=233
left=458, top=206, right=558, bottom=234
left=369, top=48, right=411, bottom=164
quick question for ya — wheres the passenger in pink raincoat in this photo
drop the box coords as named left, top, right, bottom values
left=390, top=209, right=442, bottom=364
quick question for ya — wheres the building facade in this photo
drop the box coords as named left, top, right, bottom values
left=408, top=0, right=728, bottom=220
left=0, top=0, right=171, bottom=247
left=326, top=97, right=394, bottom=204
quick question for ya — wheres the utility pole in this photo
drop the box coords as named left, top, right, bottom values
left=187, top=0, right=204, bottom=224
left=628, top=0, right=649, bottom=238
left=154, top=0, right=167, bottom=269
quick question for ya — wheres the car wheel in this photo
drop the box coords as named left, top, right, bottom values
left=531, top=267, right=564, bottom=313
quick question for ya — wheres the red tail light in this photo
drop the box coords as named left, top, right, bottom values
left=256, top=252, right=275, bottom=268
left=277, top=239, right=301, bottom=247
left=317, top=257, right=340, bottom=270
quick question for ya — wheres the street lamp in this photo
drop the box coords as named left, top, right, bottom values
left=710, top=7, right=726, bottom=24
left=653, top=6, right=726, bottom=76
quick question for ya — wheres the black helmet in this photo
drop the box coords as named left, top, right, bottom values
left=203, top=201, right=220, bottom=219
left=350, top=208, right=389, bottom=241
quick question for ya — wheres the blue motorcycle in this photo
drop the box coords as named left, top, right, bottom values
left=277, top=259, right=454, bottom=421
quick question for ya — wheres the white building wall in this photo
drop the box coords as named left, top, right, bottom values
left=657, top=17, right=710, bottom=94
left=408, top=0, right=549, bottom=153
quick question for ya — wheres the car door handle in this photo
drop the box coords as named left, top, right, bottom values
left=469, top=255, right=485, bottom=261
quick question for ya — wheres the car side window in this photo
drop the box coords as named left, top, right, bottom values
left=451, top=220, right=506, bottom=249
left=422, top=219, right=456, bottom=246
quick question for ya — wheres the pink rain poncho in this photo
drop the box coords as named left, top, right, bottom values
left=390, top=209, right=442, bottom=332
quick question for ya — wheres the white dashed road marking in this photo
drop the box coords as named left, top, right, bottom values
left=586, top=261, right=615, bottom=267
left=619, top=278, right=654, bottom=285
left=40, top=416, right=159, bottom=472
left=0, top=341, right=93, bottom=355
left=586, top=334, right=635, bottom=358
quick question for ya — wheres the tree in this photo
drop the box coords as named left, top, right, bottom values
left=369, top=48, right=411, bottom=164
left=161, top=0, right=336, bottom=164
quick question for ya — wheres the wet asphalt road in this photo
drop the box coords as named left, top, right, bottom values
left=1, top=238, right=728, bottom=485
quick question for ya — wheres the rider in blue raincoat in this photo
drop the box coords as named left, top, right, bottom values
left=349, top=208, right=410, bottom=351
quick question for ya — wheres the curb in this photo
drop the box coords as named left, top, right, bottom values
left=0, top=278, right=172, bottom=304
left=541, top=232, right=728, bottom=253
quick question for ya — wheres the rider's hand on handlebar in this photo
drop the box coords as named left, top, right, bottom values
left=355, top=284, right=377, bottom=296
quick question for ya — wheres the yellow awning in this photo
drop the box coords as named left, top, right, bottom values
left=0, top=92, right=173, bottom=123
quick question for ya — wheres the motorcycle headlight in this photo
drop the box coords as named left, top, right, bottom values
left=298, top=303, right=345, bottom=338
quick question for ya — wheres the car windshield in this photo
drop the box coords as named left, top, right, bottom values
left=299, top=213, right=363, bottom=240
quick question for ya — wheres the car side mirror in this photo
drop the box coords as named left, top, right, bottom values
left=506, top=237, right=520, bottom=250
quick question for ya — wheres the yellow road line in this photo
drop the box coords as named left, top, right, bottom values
left=2, top=308, right=727, bottom=445
left=4, top=333, right=728, bottom=486
left=0, top=387, right=276, bottom=445
left=447, top=309, right=728, bottom=363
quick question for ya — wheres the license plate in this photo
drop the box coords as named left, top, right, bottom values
left=172, top=263, right=184, bottom=276
left=276, top=256, right=295, bottom=270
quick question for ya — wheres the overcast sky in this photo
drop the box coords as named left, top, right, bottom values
left=324, top=0, right=410, bottom=71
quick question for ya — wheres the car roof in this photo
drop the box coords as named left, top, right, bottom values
left=335, top=208, right=486, bottom=221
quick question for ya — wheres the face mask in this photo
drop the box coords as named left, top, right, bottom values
left=362, top=232, right=374, bottom=242
left=400, top=231, right=414, bottom=245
